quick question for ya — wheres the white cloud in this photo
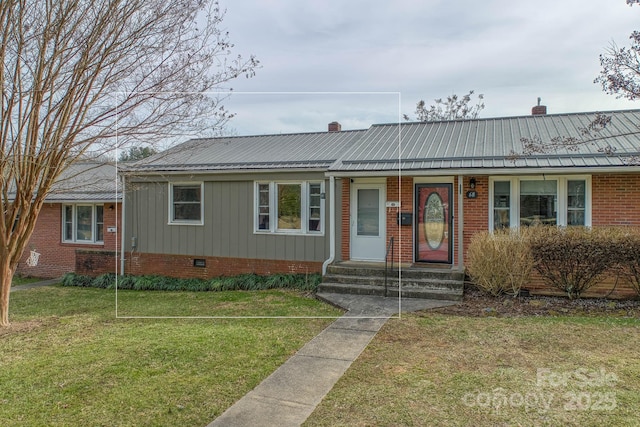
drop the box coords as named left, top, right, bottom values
left=220, top=0, right=640, bottom=134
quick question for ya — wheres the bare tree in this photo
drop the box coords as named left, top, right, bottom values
left=0, top=0, right=258, bottom=326
left=517, top=0, right=640, bottom=160
left=404, top=90, right=485, bottom=122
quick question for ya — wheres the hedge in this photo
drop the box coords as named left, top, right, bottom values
left=61, top=272, right=322, bottom=292
left=467, top=226, right=640, bottom=299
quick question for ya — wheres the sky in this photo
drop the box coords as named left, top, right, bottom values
left=216, top=0, right=640, bottom=136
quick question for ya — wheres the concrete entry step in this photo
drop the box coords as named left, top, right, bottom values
left=320, top=261, right=465, bottom=301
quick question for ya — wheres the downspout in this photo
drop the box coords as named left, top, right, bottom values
left=119, top=174, right=126, bottom=276
left=322, top=175, right=336, bottom=275
left=457, top=175, right=464, bottom=272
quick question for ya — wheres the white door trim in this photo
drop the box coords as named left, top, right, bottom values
left=350, top=182, right=386, bottom=261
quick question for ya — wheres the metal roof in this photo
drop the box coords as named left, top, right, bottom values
left=46, top=162, right=120, bottom=202
left=328, top=109, right=640, bottom=173
left=123, top=109, right=640, bottom=177
left=127, top=129, right=367, bottom=173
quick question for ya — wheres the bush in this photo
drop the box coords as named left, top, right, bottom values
left=60, top=272, right=322, bottom=292
left=61, top=272, right=94, bottom=287
left=610, top=228, right=640, bottom=297
left=528, top=226, right=618, bottom=299
left=467, top=228, right=534, bottom=296
left=92, top=273, right=117, bottom=289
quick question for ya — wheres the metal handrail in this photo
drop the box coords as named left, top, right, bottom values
left=384, top=236, right=395, bottom=297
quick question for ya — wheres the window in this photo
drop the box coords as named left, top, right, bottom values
left=277, top=183, right=302, bottom=231
left=170, top=183, right=203, bottom=224
left=255, top=181, right=324, bottom=234
left=62, top=204, right=104, bottom=244
left=520, top=180, right=557, bottom=226
left=257, top=183, right=270, bottom=230
left=493, top=181, right=510, bottom=229
left=567, top=180, right=586, bottom=226
left=489, top=176, right=590, bottom=230
left=308, top=183, right=322, bottom=232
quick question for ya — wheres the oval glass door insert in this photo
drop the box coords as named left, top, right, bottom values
left=424, top=192, right=445, bottom=250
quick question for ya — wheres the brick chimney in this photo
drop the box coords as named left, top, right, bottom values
left=532, top=97, right=547, bottom=115
left=328, top=121, right=342, bottom=132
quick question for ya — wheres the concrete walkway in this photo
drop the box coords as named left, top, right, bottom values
left=10, top=278, right=60, bottom=292
left=208, top=293, right=457, bottom=427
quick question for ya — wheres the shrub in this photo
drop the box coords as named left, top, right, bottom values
left=61, top=273, right=94, bottom=287
left=92, top=273, right=117, bottom=289
left=467, top=229, right=534, bottom=296
left=610, top=227, right=640, bottom=297
left=60, top=273, right=322, bottom=292
left=528, top=226, right=618, bottom=299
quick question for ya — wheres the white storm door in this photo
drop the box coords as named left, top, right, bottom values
left=350, top=183, right=386, bottom=261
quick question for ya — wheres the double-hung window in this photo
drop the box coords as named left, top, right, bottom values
left=62, top=204, right=104, bottom=244
left=489, top=176, right=590, bottom=230
left=169, top=183, right=203, bottom=224
left=255, top=181, right=324, bottom=234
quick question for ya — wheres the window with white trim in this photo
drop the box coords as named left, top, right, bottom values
left=254, top=181, right=324, bottom=234
left=169, top=183, right=203, bottom=224
left=489, top=176, right=591, bottom=230
left=62, top=204, right=104, bottom=243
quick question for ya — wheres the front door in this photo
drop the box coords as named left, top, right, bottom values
left=416, top=184, right=453, bottom=263
left=351, top=183, right=386, bottom=261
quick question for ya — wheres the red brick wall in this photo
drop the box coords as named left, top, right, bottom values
left=526, top=271, right=636, bottom=299
left=386, top=176, right=414, bottom=264
left=340, top=178, right=350, bottom=261
left=126, top=253, right=322, bottom=278
left=592, top=174, right=640, bottom=226
left=16, top=202, right=120, bottom=278
left=76, top=250, right=119, bottom=276
left=462, top=176, right=489, bottom=264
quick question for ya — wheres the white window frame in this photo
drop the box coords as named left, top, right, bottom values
left=168, top=182, right=204, bottom=225
left=488, top=175, right=592, bottom=231
left=62, top=204, right=104, bottom=244
left=254, top=181, right=325, bottom=235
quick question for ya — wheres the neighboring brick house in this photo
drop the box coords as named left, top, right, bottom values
left=121, top=109, right=640, bottom=297
left=16, top=162, right=121, bottom=278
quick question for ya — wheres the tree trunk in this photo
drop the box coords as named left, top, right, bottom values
left=0, top=256, right=14, bottom=327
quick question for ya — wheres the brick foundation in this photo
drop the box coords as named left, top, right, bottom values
left=525, top=271, right=637, bottom=300
left=76, top=250, right=119, bottom=276
left=126, top=252, right=323, bottom=279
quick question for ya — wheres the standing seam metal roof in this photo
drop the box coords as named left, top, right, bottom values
left=328, top=109, right=640, bottom=172
left=124, top=109, right=640, bottom=175
left=129, top=129, right=367, bottom=172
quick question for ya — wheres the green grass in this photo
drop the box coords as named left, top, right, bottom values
left=11, top=275, right=41, bottom=287
left=1, top=286, right=341, bottom=426
left=304, top=313, right=640, bottom=427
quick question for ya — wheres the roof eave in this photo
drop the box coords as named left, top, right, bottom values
left=121, top=167, right=331, bottom=177
left=326, top=165, right=640, bottom=178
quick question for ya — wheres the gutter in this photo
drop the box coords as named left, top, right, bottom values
left=321, top=176, right=336, bottom=276
left=325, top=165, right=640, bottom=178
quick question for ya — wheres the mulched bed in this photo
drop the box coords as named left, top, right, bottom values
left=431, top=285, right=640, bottom=318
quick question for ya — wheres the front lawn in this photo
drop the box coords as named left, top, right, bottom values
left=11, top=275, right=41, bottom=287
left=0, top=286, right=341, bottom=426
left=305, top=313, right=640, bottom=426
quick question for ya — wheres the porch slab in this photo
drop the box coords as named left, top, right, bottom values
left=316, top=292, right=459, bottom=315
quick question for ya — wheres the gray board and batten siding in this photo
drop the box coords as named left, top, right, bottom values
left=125, top=172, right=332, bottom=263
